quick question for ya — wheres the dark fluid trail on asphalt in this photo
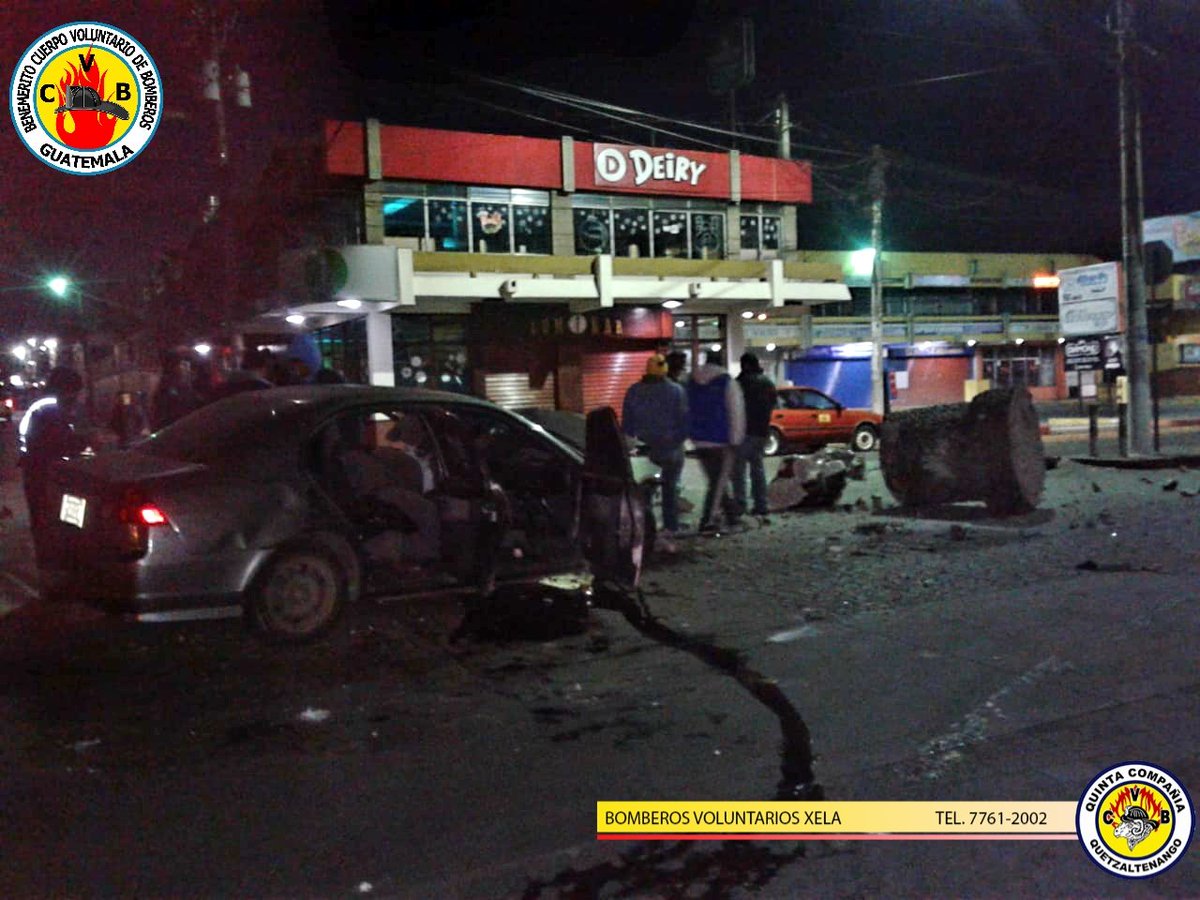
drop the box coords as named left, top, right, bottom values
left=593, top=583, right=823, bottom=802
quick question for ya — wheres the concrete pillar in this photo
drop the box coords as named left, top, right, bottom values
left=728, top=314, right=746, bottom=375
left=551, top=191, right=575, bottom=256
left=725, top=206, right=742, bottom=259
left=781, top=204, right=798, bottom=253
left=365, top=311, right=394, bottom=386
left=364, top=185, right=384, bottom=245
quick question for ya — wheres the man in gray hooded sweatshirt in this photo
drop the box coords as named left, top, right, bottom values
left=622, top=354, right=688, bottom=551
left=686, top=350, right=746, bottom=533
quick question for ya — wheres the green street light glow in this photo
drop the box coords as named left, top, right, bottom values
left=47, top=276, right=70, bottom=297
left=849, top=248, right=875, bottom=278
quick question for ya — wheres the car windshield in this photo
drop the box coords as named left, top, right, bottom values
left=137, top=394, right=310, bottom=465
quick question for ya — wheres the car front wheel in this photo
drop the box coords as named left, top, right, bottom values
left=764, top=427, right=783, bottom=457
left=247, top=543, right=346, bottom=643
left=852, top=423, right=879, bottom=452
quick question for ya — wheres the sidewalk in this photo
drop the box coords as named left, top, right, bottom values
left=1035, top=396, right=1200, bottom=435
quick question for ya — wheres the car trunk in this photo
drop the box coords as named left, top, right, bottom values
left=39, top=450, right=205, bottom=567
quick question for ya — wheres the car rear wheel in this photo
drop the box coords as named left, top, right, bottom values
left=765, top=427, right=783, bottom=457
left=852, top=423, right=879, bottom=452
left=247, top=544, right=346, bottom=643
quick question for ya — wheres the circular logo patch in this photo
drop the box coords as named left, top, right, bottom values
left=9, top=21, right=162, bottom=175
left=1077, top=761, right=1194, bottom=878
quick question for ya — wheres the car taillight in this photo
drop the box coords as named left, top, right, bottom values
left=137, top=504, right=168, bottom=526
left=3, top=398, right=12, bottom=409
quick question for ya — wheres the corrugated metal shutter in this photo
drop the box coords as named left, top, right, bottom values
left=582, top=351, right=655, bottom=421
left=484, top=372, right=556, bottom=410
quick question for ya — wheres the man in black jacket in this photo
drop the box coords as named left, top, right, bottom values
left=734, top=352, right=777, bottom=520
left=20, top=366, right=88, bottom=550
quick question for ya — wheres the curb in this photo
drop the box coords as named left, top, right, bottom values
left=1069, top=453, right=1200, bottom=469
left=1040, top=416, right=1200, bottom=435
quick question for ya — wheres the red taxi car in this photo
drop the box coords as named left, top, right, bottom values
left=765, top=387, right=882, bottom=455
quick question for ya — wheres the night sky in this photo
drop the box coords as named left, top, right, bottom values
left=4, top=0, right=1200, bottom=340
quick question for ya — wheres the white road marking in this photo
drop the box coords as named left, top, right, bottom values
left=0, top=570, right=40, bottom=598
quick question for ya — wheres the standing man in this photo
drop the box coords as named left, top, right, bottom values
left=734, top=351, right=777, bottom=522
left=622, top=354, right=689, bottom=554
left=19, top=366, right=88, bottom=555
left=686, top=349, right=745, bottom=533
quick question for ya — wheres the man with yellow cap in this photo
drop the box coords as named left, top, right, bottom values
left=621, top=353, right=689, bottom=553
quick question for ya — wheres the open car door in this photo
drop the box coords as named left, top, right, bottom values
left=578, top=407, right=644, bottom=590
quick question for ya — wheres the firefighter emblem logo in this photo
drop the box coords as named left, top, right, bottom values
left=10, top=21, right=161, bottom=175
left=1077, top=761, right=1194, bottom=878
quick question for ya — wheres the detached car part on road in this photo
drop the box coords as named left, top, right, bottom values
left=34, top=386, right=643, bottom=642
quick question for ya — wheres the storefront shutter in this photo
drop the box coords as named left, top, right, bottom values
left=484, top=372, right=556, bottom=410
left=582, top=351, right=655, bottom=421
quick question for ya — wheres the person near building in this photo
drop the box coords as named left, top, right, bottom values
left=208, top=346, right=278, bottom=400
left=621, top=354, right=689, bottom=553
left=108, top=389, right=150, bottom=448
left=151, top=349, right=202, bottom=430
left=282, top=333, right=325, bottom=385
left=734, top=351, right=777, bottom=521
left=686, top=350, right=746, bottom=533
left=665, top=350, right=687, bottom=383
left=19, top=365, right=88, bottom=548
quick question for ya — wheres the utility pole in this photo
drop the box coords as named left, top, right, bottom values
left=777, top=93, right=791, bottom=160
left=198, top=4, right=252, bottom=341
left=869, top=145, right=888, bottom=416
left=1115, top=0, right=1153, bottom=453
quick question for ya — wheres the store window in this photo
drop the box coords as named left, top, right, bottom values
left=690, top=213, right=725, bottom=259
left=653, top=211, right=688, bottom=258
left=613, top=208, right=651, bottom=258
left=429, top=199, right=468, bottom=251
left=740, top=213, right=781, bottom=252
left=574, top=209, right=611, bottom=254
left=392, top=315, right=471, bottom=393
left=382, top=197, right=424, bottom=239
left=382, top=186, right=550, bottom=255
left=572, top=195, right=728, bottom=259
left=982, top=346, right=1056, bottom=388
left=313, top=319, right=367, bottom=383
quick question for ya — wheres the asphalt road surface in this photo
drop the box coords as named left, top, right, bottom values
left=0, top=421, right=1197, bottom=897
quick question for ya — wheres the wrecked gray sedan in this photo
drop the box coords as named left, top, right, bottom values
left=35, top=386, right=643, bottom=642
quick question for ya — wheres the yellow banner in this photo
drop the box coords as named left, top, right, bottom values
left=597, top=802, right=1078, bottom=837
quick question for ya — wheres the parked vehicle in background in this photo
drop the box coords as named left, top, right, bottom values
left=34, top=386, right=643, bottom=642
left=766, top=387, right=882, bottom=455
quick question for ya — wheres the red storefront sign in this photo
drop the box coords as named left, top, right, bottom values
left=324, top=121, right=812, bottom=204
left=591, top=143, right=719, bottom=195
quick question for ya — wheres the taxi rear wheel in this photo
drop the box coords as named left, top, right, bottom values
left=852, top=424, right=879, bottom=452
left=765, top=427, right=783, bottom=457
left=247, top=543, right=346, bottom=643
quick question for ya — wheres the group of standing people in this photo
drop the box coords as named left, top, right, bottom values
left=148, top=333, right=345, bottom=432
left=622, top=348, right=777, bottom=552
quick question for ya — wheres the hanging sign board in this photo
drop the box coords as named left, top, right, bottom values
left=1058, top=262, right=1123, bottom=337
left=1063, top=337, right=1102, bottom=371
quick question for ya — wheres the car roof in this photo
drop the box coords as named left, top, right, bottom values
left=139, top=385, right=580, bottom=471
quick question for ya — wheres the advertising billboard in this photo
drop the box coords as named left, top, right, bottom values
left=1057, top=262, right=1123, bottom=337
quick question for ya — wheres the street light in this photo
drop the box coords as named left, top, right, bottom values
left=47, top=275, right=70, bottom=298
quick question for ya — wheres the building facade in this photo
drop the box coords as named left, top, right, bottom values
left=260, top=119, right=1187, bottom=415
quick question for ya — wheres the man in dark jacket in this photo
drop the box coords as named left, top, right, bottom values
left=686, top=350, right=745, bottom=533
left=734, top=352, right=777, bottom=520
left=19, top=366, right=88, bottom=547
left=622, top=354, right=688, bottom=552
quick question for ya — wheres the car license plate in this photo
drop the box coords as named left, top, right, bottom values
left=59, top=493, right=87, bottom=528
